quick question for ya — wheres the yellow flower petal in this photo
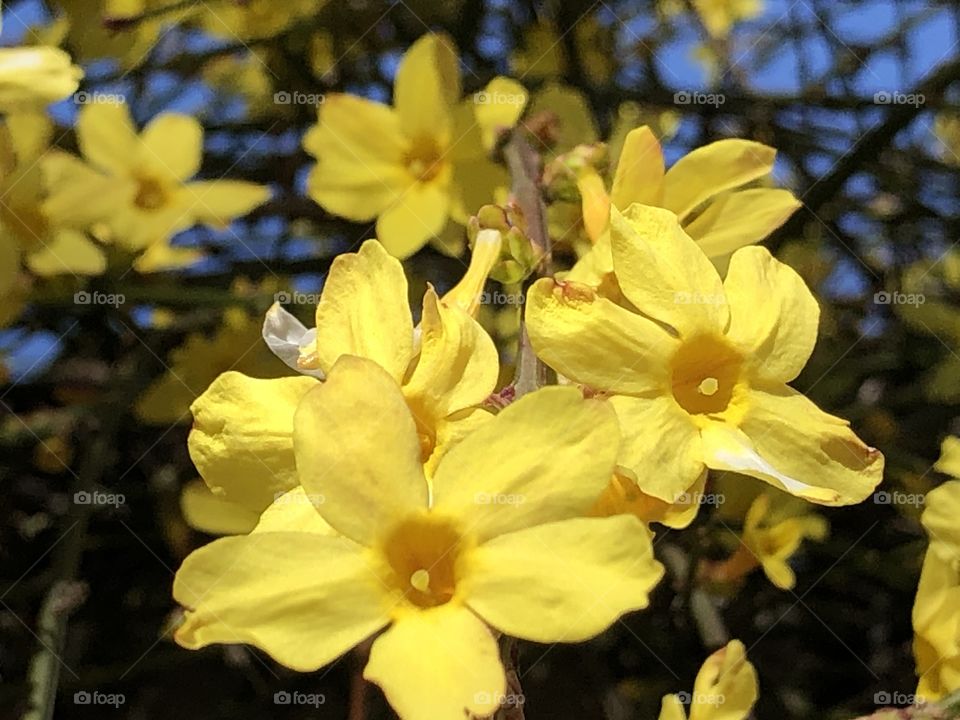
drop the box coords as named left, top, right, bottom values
left=702, top=387, right=883, bottom=505
left=684, top=188, right=800, bottom=258
left=140, top=113, right=202, bottom=181
left=465, top=515, right=663, bottom=642
left=921, top=480, right=960, bottom=562
left=25, top=229, right=106, bottom=276
left=404, top=286, right=498, bottom=427
left=313, top=239, right=414, bottom=380
left=934, top=437, right=960, bottom=479
left=393, top=33, right=459, bottom=145
left=174, top=531, right=390, bottom=671
left=76, top=102, right=139, bottom=175
left=426, top=407, right=492, bottom=478
left=689, top=640, right=758, bottom=720
left=723, top=245, right=819, bottom=383
left=304, top=94, right=409, bottom=220
left=442, top=228, right=502, bottom=316
left=41, top=151, right=127, bottom=228
left=662, top=138, right=777, bottom=220
left=658, top=695, right=688, bottom=720
left=188, top=372, right=317, bottom=514
left=0, top=47, right=82, bottom=108
left=610, top=204, right=729, bottom=337
left=375, top=181, right=450, bottom=258
left=526, top=276, right=677, bottom=394
left=133, top=240, right=203, bottom=273
left=364, top=605, right=505, bottom=720
left=610, top=126, right=666, bottom=210
left=293, top=356, right=429, bottom=545
left=577, top=167, right=611, bottom=244
left=432, top=386, right=619, bottom=542
left=179, top=479, right=260, bottom=535
left=473, top=76, right=527, bottom=150
left=610, top=395, right=705, bottom=502
left=185, top=180, right=271, bottom=227
left=255, top=487, right=340, bottom=535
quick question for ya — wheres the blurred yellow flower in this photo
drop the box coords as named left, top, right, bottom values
left=661, top=0, right=763, bottom=39
left=913, top=473, right=960, bottom=700
left=174, top=358, right=663, bottom=720
left=510, top=17, right=614, bottom=86
left=198, top=0, right=324, bottom=40
left=304, top=33, right=525, bottom=258
left=527, top=204, right=884, bottom=506
left=190, top=239, right=500, bottom=526
left=0, top=113, right=105, bottom=277
left=703, top=491, right=828, bottom=590
left=136, top=307, right=287, bottom=425
left=570, top=126, right=799, bottom=287
left=42, top=102, right=269, bottom=262
left=657, top=640, right=758, bottom=720
left=0, top=45, right=82, bottom=109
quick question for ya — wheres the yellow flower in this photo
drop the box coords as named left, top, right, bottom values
left=189, top=239, right=499, bottom=524
left=570, top=126, right=800, bottom=286
left=197, top=0, right=324, bottom=40
left=303, top=33, right=525, bottom=258
left=913, top=476, right=960, bottom=700
left=703, top=492, right=828, bottom=590
left=174, top=357, right=663, bottom=720
left=42, top=102, right=270, bottom=258
left=657, top=640, right=758, bottom=720
left=592, top=467, right=706, bottom=529
left=527, top=204, right=884, bottom=505
left=0, top=113, right=106, bottom=277
left=0, top=45, right=82, bottom=109
left=136, top=307, right=288, bottom=425
left=660, top=0, right=764, bottom=39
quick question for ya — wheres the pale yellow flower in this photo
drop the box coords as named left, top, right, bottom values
left=175, top=357, right=663, bottom=720
left=658, top=640, right=758, bottom=720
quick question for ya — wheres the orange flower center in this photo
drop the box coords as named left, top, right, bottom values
left=404, top=136, right=444, bottom=182
left=670, top=334, right=743, bottom=415
left=134, top=176, right=169, bottom=211
left=381, top=514, right=468, bottom=609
